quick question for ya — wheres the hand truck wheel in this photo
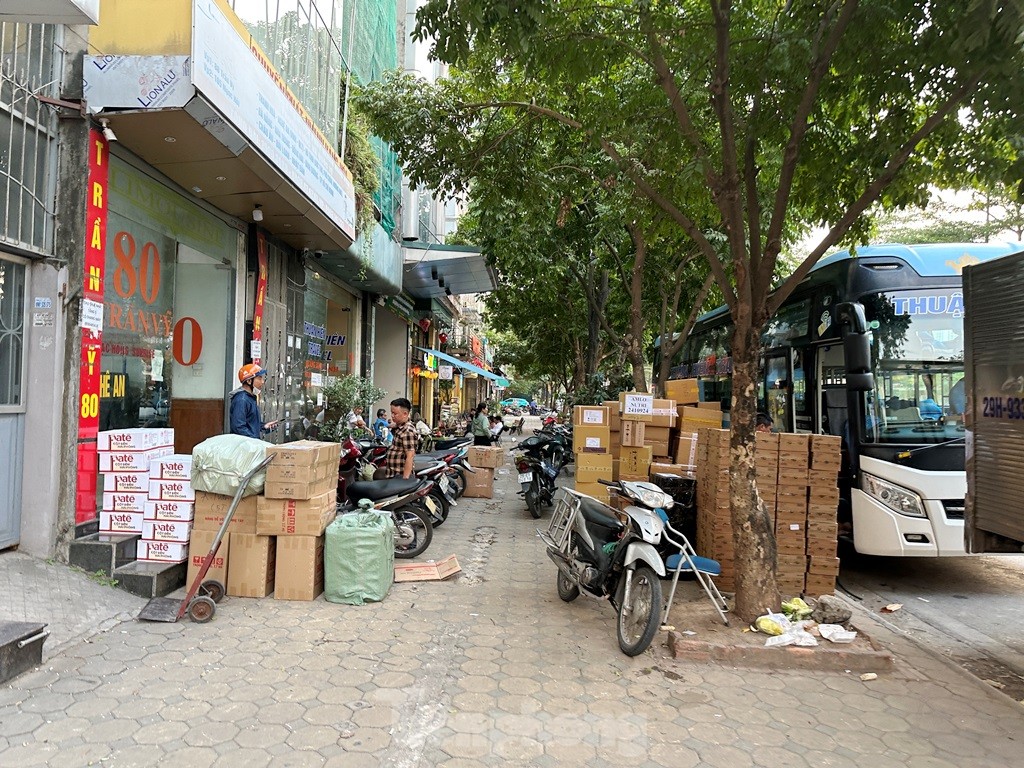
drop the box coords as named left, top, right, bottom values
left=200, top=579, right=226, bottom=604
left=187, top=595, right=217, bottom=623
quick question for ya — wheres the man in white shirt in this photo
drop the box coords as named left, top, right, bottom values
left=346, top=405, right=367, bottom=432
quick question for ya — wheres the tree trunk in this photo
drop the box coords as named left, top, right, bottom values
left=626, top=224, right=649, bottom=392
left=586, top=267, right=609, bottom=375
left=728, top=318, right=780, bottom=622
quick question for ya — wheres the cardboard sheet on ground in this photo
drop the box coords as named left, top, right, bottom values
left=394, top=555, right=461, bottom=582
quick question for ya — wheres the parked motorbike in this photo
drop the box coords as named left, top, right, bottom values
left=418, top=443, right=475, bottom=500
left=538, top=480, right=672, bottom=656
left=411, top=457, right=458, bottom=527
left=513, top=436, right=564, bottom=519
left=338, top=476, right=435, bottom=558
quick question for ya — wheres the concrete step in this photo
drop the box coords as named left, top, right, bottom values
left=0, top=622, right=48, bottom=684
left=112, top=560, right=187, bottom=599
left=68, top=534, right=140, bottom=576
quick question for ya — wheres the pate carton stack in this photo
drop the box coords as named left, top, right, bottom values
left=465, top=445, right=504, bottom=498
left=97, top=428, right=174, bottom=537
left=261, top=440, right=342, bottom=601
left=137, top=453, right=194, bottom=564
left=572, top=405, right=612, bottom=498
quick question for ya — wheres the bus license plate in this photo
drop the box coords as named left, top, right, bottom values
left=518, top=471, right=533, bottom=484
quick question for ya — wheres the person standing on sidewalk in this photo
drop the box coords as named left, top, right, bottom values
left=378, top=398, right=417, bottom=479
left=229, top=363, right=278, bottom=438
left=471, top=402, right=491, bottom=446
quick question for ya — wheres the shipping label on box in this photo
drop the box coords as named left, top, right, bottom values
left=394, top=553, right=461, bottom=583
left=99, top=447, right=173, bottom=472
left=102, top=491, right=149, bottom=513
left=148, top=479, right=195, bottom=501
left=97, top=428, right=173, bottom=451
left=187, top=529, right=230, bottom=588
left=227, top=533, right=276, bottom=598
left=142, top=519, right=193, bottom=543
left=573, top=424, right=611, bottom=453
left=664, top=378, right=700, bottom=404
left=192, top=491, right=258, bottom=533
left=99, top=510, right=144, bottom=534
left=102, top=472, right=150, bottom=493
left=145, top=499, right=195, bottom=522
left=275, top=535, right=325, bottom=600
left=149, top=454, right=193, bottom=480
left=136, top=539, right=188, bottom=563
left=619, top=392, right=654, bottom=422
left=266, top=440, right=341, bottom=467
left=573, top=406, right=609, bottom=426
left=257, top=490, right=336, bottom=536
left=263, top=473, right=337, bottom=501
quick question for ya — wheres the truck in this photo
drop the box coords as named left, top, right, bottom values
left=963, top=252, right=1024, bottom=553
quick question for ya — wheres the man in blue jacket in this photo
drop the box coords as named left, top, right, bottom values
left=230, top=363, right=278, bottom=438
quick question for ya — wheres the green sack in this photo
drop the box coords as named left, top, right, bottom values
left=324, top=511, right=395, bottom=605
left=190, top=434, right=271, bottom=497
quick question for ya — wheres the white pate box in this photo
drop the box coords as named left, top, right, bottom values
left=136, top=540, right=189, bottom=563
left=144, top=500, right=195, bottom=522
left=97, top=428, right=173, bottom=451
left=149, top=454, right=193, bottom=480
left=101, top=491, right=149, bottom=513
left=99, top=447, right=173, bottom=473
left=102, top=472, right=150, bottom=493
left=148, top=480, right=195, bottom=502
left=99, top=510, right=144, bottom=534
left=141, top=519, right=193, bottom=543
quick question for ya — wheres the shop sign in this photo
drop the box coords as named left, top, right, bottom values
left=252, top=231, right=268, bottom=364
left=439, top=365, right=454, bottom=381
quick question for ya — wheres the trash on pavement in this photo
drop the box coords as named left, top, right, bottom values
left=860, top=673, right=878, bottom=681
left=881, top=603, right=903, bottom=613
left=781, top=597, right=814, bottom=620
left=765, top=620, right=818, bottom=648
left=754, top=612, right=788, bottom=636
left=819, top=624, right=858, bottom=643
left=393, top=554, right=461, bottom=582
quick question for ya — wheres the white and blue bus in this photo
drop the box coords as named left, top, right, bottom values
left=661, top=243, right=1024, bottom=557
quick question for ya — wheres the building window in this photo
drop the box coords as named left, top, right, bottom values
left=0, top=258, right=26, bottom=407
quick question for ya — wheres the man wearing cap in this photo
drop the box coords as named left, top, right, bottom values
left=230, top=363, right=279, bottom=438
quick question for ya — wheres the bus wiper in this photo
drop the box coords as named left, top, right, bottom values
left=895, top=436, right=965, bottom=461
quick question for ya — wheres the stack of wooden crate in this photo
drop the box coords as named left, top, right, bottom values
left=806, top=435, right=842, bottom=595
left=775, top=434, right=811, bottom=595
left=694, top=427, right=734, bottom=590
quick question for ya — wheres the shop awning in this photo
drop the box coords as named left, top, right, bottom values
left=417, top=347, right=510, bottom=387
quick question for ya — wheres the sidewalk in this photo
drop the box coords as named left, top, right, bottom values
left=1, top=435, right=1022, bottom=767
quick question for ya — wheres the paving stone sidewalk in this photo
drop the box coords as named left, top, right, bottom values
left=2, top=438, right=1023, bottom=767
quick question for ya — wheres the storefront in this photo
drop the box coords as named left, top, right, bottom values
left=373, top=295, right=412, bottom=410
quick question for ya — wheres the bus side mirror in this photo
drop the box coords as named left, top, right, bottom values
left=836, top=302, right=875, bottom=392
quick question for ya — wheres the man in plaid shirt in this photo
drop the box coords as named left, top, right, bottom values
left=381, top=398, right=417, bottom=479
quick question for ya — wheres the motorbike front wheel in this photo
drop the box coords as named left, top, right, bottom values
left=556, top=570, right=579, bottom=602
left=392, top=505, right=433, bottom=559
left=616, top=564, right=663, bottom=657
left=525, top=478, right=542, bottom=519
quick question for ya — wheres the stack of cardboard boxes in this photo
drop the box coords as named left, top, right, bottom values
left=97, top=428, right=175, bottom=537
left=137, top=454, right=196, bottom=564
left=572, top=405, right=612, bottom=497
left=186, top=440, right=341, bottom=601
left=465, top=446, right=505, bottom=498
left=693, top=426, right=843, bottom=597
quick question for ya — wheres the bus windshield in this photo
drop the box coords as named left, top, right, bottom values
left=862, top=290, right=966, bottom=444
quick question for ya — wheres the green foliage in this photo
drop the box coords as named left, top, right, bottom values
left=342, top=99, right=381, bottom=238
left=318, top=375, right=387, bottom=442
left=566, top=372, right=632, bottom=409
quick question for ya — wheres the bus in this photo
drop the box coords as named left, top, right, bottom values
left=661, top=242, right=1024, bottom=557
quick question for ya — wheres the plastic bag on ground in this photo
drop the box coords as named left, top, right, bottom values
left=781, top=597, right=814, bottom=620
left=819, top=624, right=858, bottom=643
left=324, top=511, right=396, bottom=605
left=754, top=612, right=790, bottom=636
left=190, top=434, right=271, bottom=497
left=765, top=619, right=819, bottom=648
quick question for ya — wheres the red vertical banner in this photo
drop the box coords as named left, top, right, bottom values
left=252, top=230, right=268, bottom=364
left=75, top=128, right=109, bottom=525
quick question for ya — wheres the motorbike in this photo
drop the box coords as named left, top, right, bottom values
left=538, top=480, right=673, bottom=656
left=338, top=475, right=435, bottom=558
left=513, top=435, right=566, bottom=519
left=418, top=443, right=475, bottom=500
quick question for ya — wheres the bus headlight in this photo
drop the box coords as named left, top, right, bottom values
left=862, top=473, right=926, bottom=518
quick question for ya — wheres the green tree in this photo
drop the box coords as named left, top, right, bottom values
left=368, top=1, right=1024, bottom=620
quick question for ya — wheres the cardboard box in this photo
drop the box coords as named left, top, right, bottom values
left=619, top=392, right=654, bottom=422
left=257, top=490, right=336, bottom=536
left=265, top=461, right=336, bottom=486
left=97, top=428, right=173, bottom=451
left=619, top=421, right=646, bottom=447
left=193, top=491, right=258, bottom=533
left=573, top=405, right=610, bottom=426
left=808, top=555, right=841, bottom=575
left=779, top=434, right=810, bottom=453
left=573, top=424, right=611, bottom=453
left=149, top=454, right=193, bottom=480
left=649, top=462, right=693, bottom=479
left=99, top=510, right=144, bottom=534
left=227, top=533, right=276, bottom=598
left=664, top=378, right=699, bottom=404
left=263, top=473, right=337, bottom=501
left=674, top=432, right=699, bottom=466
left=147, top=479, right=195, bottom=502
left=573, top=481, right=609, bottom=498
left=141, top=519, right=192, bottom=543
left=463, top=467, right=495, bottom=498
left=98, top=446, right=173, bottom=473
left=275, top=535, right=325, bottom=600
left=620, top=446, right=653, bottom=477
left=144, top=500, right=195, bottom=521
left=697, top=401, right=721, bottom=411
left=136, top=540, right=188, bottom=563
left=604, top=400, right=622, bottom=432
left=803, top=573, right=836, bottom=596
left=266, top=440, right=341, bottom=467
left=575, top=453, right=614, bottom=484
left=650, top=400, right=677, bottom=428
left=680, top=406, right=723, bottom=426
left=101, top=491, right=148, bottom=513
left=102, top=472, right=150, bottom=493
left=468, top=446, right=504, bottom=469
left=394, top=554, right=461, bottom=583
left=643, top=426, right=672, bottom=458
left=187, top=529, right=230, bottom=590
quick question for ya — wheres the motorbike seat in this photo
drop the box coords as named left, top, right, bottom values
left=346, top=477, right=421, bottom=503
left=417, top=449, right=455, bottom=460
left=578, top=496, right=624, bottom=532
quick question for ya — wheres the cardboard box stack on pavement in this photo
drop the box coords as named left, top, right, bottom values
left=275, top=535, right=326, bottom=601
left=97, top=428, right=175, bottom=536
left=228, top=532, right=276, bottom=598
left=465, top=446, right=504, bottom=498
left=805, top=435, right=842, bottom=596
left=134, top=448, right=194, bottom=565
left=775, top=434, right=810, bottom=595
left=263, top=440, right=341, bottom=500
left=571, top=405, right=612, bottom=498
left=695, top=428, right=734, bottom=590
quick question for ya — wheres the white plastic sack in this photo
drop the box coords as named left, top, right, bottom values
left=819, top=624, right=857, bottom=643
left=190, top=434, right=271, bottom=497
left=765, top=619, right=819, bottom=648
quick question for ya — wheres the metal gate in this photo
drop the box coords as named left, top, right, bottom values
left=0, top=258, right=27, bottom=549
